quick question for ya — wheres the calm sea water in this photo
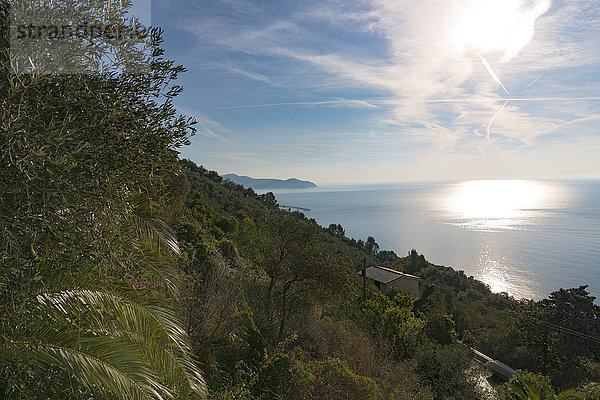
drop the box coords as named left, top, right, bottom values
left=267, top=180, right=600, bottom=301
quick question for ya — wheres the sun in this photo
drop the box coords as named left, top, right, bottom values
left=450, top=0, right=551, bottom=61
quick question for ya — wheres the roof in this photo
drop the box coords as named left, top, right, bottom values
left=360, top=266, right=421, bottom=284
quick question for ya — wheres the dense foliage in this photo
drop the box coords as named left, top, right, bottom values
left=1, top=1, right=203, bottom=398
left=171, top=160, right=600, bottom=399
left=172, top=160, right=600, bottom=399
left=2, top=2, right=599, bottom=398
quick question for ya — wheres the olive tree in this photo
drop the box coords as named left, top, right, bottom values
left=0, top=0, right=204, bottom=398
left=238, top=212, right=356, bottom=341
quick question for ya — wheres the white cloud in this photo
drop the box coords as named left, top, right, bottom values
left=176, top=0, right=600, bottom=180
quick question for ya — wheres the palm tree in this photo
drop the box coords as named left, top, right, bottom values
left=1, top=198, right=206, bottom=399
left=499, top=375, right=584, bottom=400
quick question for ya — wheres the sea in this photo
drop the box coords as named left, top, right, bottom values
left=265, top=180, right=600, bottom=301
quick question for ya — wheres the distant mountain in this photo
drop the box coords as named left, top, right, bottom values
left=223, top=174, right=317, bottom=189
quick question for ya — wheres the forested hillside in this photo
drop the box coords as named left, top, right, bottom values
left=171, top=159, right=600, bottom=399
left=1, top=1, right=599, bottom=398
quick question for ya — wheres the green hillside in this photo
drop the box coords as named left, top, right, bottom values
left=2, top=1, right=599, bottom=398
left=171, top=159, right=600, bottom=399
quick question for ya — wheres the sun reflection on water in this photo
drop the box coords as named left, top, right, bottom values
left=475, top=242, right=542, bottom=300
left=446, top=180, right=549, bottom=231
left=478, top=245, right=516, bottom=296
left=440, top=180, right=559, bottom=299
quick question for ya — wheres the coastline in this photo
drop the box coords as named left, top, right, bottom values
left=268, top=180, right=600, bottom=302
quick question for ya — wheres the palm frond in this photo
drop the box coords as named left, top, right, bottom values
left=130, top=193, right=180, bottom=256
left=27, top=288, right=206, bottom=398
left=11, top=340, right=170, bottom=400
left=556, top=389, right=585, bottom=400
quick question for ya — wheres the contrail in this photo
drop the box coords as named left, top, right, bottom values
left=210, top=101, right=330, bottom=110
left=541, top=115, right=600, bottom=135
left=209, top=99, right=379, bottom=111
left=474, top=52, right=510, bottom=143
left=205, top=96, right=600, bottom=111
left=487, top=99, right=510, bottom=141
left=524, top=75, right=542, bottom=89
left=476, top=52, right=510, bottom=96
left=423, top=97, right=600, bottom=103
left=491, top=97, right=600, bottom=102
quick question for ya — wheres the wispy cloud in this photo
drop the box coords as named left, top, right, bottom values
left=219, top=63, right=275, bottom=85
left=208, top=98, right=379, bottom=111
left=208, top=152, right=268, bottom=164
left=177, top=107, right=236, bottom=144
left=169, top=0, right=600, bottom=180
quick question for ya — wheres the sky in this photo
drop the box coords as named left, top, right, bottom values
left=148, top=0, right=599, bottom=184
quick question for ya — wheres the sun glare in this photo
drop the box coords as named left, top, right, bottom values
left=451, top=0, right=551, bottom=61
left=448, top=180, right=547, bottom=229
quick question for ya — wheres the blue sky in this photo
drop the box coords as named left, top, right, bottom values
left=148, top=0, right=599, bottom=184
